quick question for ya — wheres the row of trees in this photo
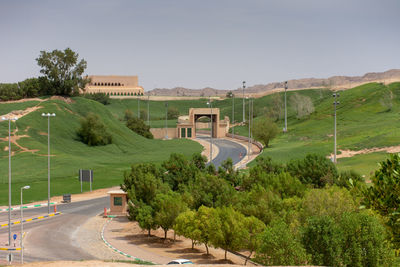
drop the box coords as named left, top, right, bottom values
left=0, top=48, right=88, bottom=101
left=122, top=152, right=397, bottom=265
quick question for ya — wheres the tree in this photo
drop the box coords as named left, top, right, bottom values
left=154, top=191, right=187, bottom=240
left=243, top=216, right=265, bottom=265
left=126, top=117, right=153, bottom=139
left=290, top=93, right=314, bottom=119
left=36, top=48, right=88, bottom=96
left=218, top=158, right=241, bottom=186
left=167, top=106, right=180, bottom=119
left=124, top=109, right=134, bottom=121
left=286, top=153, right=338, bottom=188
left=135, top=203, right=158, bottom=236
left=191, top=152, right=207, bottom=171
left=226, top=91, right=234, bottom=98
left=174, top=210, right=201, bottom=249
left=210, top=206, right=247, bottom=260
left=256, top=219, right=309, bottom=266
left=18, top=78, right=41, bottom=98
left=76, top=112, right=112, bottom=146
left=162, top=153, right=198, bottom=191
left=251, top=116, right=278, bottom=147
left=196, top=206, right=220, bottom=255
left=266, top=93, right=283, bottom=121
left=302, top=215, right=343, bottom=266
left=364, top=153, right=400, bottom=247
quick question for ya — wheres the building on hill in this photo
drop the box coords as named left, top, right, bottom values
left=84, top=75, right=144, bottom=96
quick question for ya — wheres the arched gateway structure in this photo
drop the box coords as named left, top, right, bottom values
left=177, top=108, right=230, bottom=139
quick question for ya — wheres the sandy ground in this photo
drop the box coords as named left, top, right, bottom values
left=329, top=145, right=400, bottom=159
left=14, top=262, right=245, bottom=267
left=104, top=217, right=255, bottom=266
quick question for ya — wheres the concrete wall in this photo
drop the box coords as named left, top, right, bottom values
left=150, top=128, right=177, bottom=139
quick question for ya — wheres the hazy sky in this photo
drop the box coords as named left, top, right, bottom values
left=0, top=0, right=399, bottom=90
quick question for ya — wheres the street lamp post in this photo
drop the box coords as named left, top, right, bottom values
left=1, top=116, right=18, bottom=247
left=232, top=94, right=235, bottom=138
left=147, top=95, right=150, bottom=126
left=165, top=102, right=168, bottom=139
left=20, top=185, right=30, bottom=264
left=284, top=81, right=288, bottom=132
left=247, top=97, right=251, bottom=161
left=42, top=113, right=56, bottom=213
left=333, top=92, right=340, bottom=163
left=207, top=97, right=213, bottom=162
left=242, top=81, right=246, bottom=123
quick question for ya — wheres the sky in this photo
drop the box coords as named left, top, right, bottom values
left=0, top=0, right=399, bottom=90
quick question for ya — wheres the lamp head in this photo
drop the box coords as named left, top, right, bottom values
left=22, top=185, right=30, bottom=190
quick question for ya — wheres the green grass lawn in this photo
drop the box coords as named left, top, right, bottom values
left=0, top=97, right=202, bottom=205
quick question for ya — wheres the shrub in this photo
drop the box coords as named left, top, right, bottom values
left=167, top=106, right=179, bottom=119
left=83, top=93, right=111, bottom=105
left=126, top=117, right=153, bottom=139
left=77, top=112, right=112, bottom=146
left=287, top=153, right=338, bottom=187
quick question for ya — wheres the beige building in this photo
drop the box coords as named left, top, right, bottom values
left=85, top=75, right=144, bottom=96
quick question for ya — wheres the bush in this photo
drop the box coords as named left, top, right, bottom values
left=167, top=106, right=180, bottom=120
left=83, top=93, right=111, bottom=105
left=77, top=112, right=112, bottom=146
left=256, top=219, right=309, bottom=266
left=126, top=117, right=153, bottom=139
left=287, top=153, right=338, bottom=188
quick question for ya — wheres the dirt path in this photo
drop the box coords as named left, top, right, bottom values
left=329, top=145, right=400, bottom=159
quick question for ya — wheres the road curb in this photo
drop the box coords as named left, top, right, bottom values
left=101, top=218, right=153, bottom=263
left=0, top=247, right=21, bottom=251
left=0, top=202, right=57, bottom=213
left=0, top=212, right=62, bottom=228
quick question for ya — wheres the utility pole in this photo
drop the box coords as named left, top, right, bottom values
left=284, top=81, right=288, bottom=132
left=232, top=94, right=235, bottom=138
left=242, top=81, right=246, bottom=123
left=147, top=95, right=150, bottom=125
left=165, top=102, right=168, bottom=139
left=333, top=92, right=340, bottom=163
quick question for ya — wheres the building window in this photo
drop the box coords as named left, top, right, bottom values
left=187, top=128, right=192, bottom=138
left=114, top=196, right=122, bottom=206
left=181, top=128, right=186, bottom=138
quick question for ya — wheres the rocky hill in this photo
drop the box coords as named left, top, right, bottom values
left=147, top=69, right=400, bottom=97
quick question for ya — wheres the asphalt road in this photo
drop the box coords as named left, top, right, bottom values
left=0, top=196, right=109, bottom=263
left=198, top=136, right=247, bottom=168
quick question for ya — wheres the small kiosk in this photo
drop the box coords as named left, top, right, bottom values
left=107, top=189, right=128, bottom=216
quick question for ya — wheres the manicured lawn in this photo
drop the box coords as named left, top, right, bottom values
left=0, top=97, right=202, bottom=205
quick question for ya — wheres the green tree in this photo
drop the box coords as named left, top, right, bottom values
left=18, top=78, right=41, bottom=98
left=76, top=112, right=112, bottom=146
left=226, top=91, right=234, bottom=98
left=167, top=106, right=180, bottom=119
left=218, top=158, right=241, bottom=186
left=210, top=206, right=247, bottom=260
left=287, top=153, right=338, bottom=188
left=243, top=216, right=265, bottom=265
left=135, top=203, right=158, bottom=236
left=83, top=92, right=110, bottom=105
left=174, top=210, right=201, bottom=249
left=36, top=48, right=88, bottom=96
left=162, top=153, right=198, bottom=191
left=191, top=152, right=207, bottom=171
left=255, top=219, right=309, bottom=266
left=126, top=117, right=153, bottom=139
left=364, top=153, right=400, bottom=247
left=124, top=109, right=134, bottom=121
left=290, top=93, right=315, bottom=119
left=154, top=191, right=187, bottom=240
left=302, top=215, right=343, bottom=266
left=251, top=116, right=278, bottom=147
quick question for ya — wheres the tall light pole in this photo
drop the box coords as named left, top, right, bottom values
left=20, top=185, right=30, bottom=264
left=42, top=113, right=56, bottom=214
left=242, top=81, right=246, bottom=123
left=247, top=97, right=251, bottom=161
left=165, top=102, right=168, bottom=139
left=232, top=93, right=235, bottom=138
left=2, top=116, right=18, bottom=247
left=333, top=92, right=340, bottom=163
left=207, top=97, right=213, bottom=162
left=147, top=95, right=150, bottom=126
left=137, top=95, right=140, bottom=119
left=284, top=81, right=288, bottom=132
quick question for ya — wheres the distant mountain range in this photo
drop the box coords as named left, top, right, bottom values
left=147, top=69, right=400, bottom=97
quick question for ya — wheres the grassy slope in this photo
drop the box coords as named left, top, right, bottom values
left=0, top=97, right=201, bottom=205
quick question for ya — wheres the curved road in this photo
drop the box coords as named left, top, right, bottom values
left=0, top=197, right=108, bottom=263
left=197, top=136, right=247, bottom=168
left=0, top=137, right=245, bottom=263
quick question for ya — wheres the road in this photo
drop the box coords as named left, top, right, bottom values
left=198, top=136, right=247, bottom=168
left=0, top=197, right=109, bottom=263
left=0, top=137, right=245, bottom=263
